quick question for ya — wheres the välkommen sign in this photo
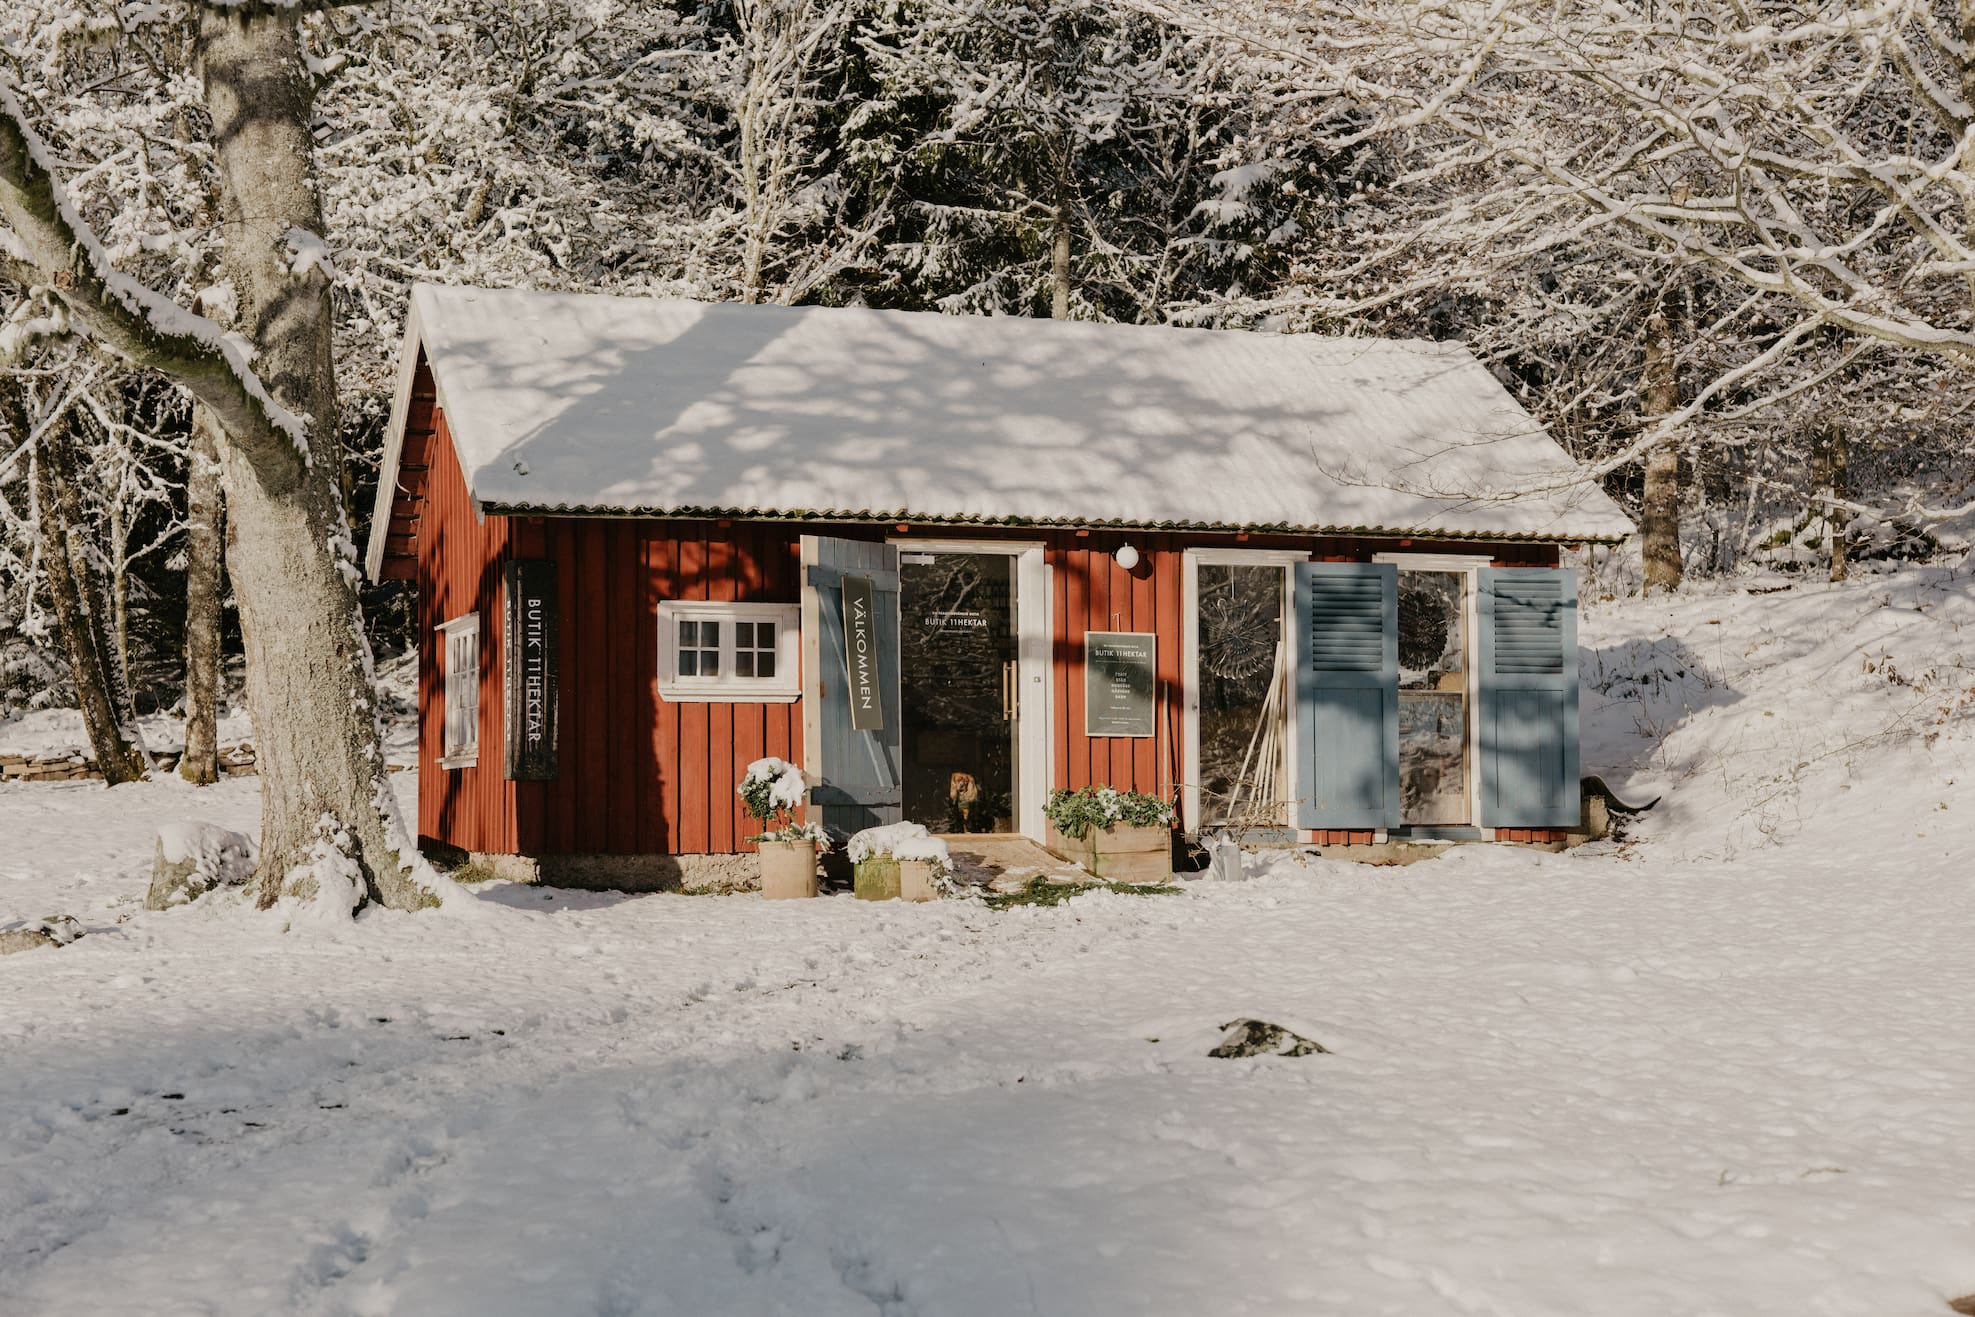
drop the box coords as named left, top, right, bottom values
left=843, top=575, right=884, bottom=731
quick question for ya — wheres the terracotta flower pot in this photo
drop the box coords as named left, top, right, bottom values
left=758, top=839, right=819, bottom=899
left=900, top=859, right=939, bottom=902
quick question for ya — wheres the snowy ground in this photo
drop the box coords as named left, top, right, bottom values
left=4, top=569, right=1975, bottom=1316
left=0, top=653, right=420, bottom=765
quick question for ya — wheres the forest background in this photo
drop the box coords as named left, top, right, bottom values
left=3, top=0, right=1969, bottom=807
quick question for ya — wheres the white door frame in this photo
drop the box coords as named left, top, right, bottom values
left=1181, top=547, right=1308, bottom=833
left=1374, top=552, right=1493, bottom=831
left=889, top=539, right=1051, bottom=841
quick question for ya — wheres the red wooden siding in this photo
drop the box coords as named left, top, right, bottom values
left=415, top=404, right=515, bottom=855
left=630, top=521, right=807, bottom=858
left=1040, top=530, right=1559, bottom=809
left=406, top=417, right=1573, bottom=858
left=1048, top=530, right=1186, bottom=801
left=421, top=509, right=812, bottom=858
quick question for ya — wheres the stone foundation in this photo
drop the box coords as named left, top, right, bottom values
left=459, top=850, right=759, bottom=894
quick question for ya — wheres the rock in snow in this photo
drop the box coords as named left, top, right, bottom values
left=0, top=928, right=55, bottom=956
left=146, top=822, right=257, bottom=910
left=1208, top=1017, right=1330, bottom=1058
left=0, top=915, right=82, bottom=955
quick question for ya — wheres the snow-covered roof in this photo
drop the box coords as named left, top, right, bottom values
left=366, top=285, right=1632, bottom=578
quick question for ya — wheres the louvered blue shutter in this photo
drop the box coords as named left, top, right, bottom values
left=1293, top=562, right=1400, bottom=829
left=1477, top=567, right=1580, bottom=828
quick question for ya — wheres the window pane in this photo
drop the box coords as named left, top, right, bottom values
left=756, top=652, right=775, bottom=680
left=1398, top=571, right=1465, bottom=690
left=678, top=651, right=698, bottom=677
left=701, top=650, right=719, bottom=677
left=700, top=620, right=720, bottom=648
left=1196, top=563, right=1288, bottom=826
left=736, top=651, right=755, bottom=678
left=678, top=619, right=697, bottom=647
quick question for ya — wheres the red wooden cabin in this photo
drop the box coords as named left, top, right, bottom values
left=365, top=286, right=1631, bottom=887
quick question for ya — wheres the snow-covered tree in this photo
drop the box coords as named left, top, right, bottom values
left=860, top=0, right=1301, bottom=322
left=2, top=4, right=443, bottom=910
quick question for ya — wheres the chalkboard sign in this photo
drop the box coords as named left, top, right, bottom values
left=843, top=574, right=885, bottom=731
left=503, top=559, right=559, bottom=779
left=1084, top=631, right=1156, bottom=738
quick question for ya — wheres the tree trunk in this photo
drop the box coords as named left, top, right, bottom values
left=198, top=11, right=434, bottom=911
left=12, top=391, right=146, bottom=785
left=109, top=494, right=134, bottom=702
left=1639, top=306, right=1683, bottom=593
left=1816, top=423, right=1850, bottom=583
left=181, top=403, right=225, bottom=785
left=1050, top=204, right=1071, bottom=320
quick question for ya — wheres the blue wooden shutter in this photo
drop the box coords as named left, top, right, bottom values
left=1477, top=567, right=1580, bottom=828
left=801, top=536, right=903, bottom=836
left=1293, top=562, right=1400, bottom=829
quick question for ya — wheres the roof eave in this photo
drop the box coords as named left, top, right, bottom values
left=361, top=295, right=432, bottom=583
left=480, top=501, right=1632, bottom=547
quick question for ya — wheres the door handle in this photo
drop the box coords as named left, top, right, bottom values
left=1002, top=660, right=1017, bottom=721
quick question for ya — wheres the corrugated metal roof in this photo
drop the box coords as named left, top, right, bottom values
left=367, top=285, right=1633, bottom=577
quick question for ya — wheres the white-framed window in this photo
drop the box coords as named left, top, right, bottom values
left=438, top=613, right=481, bottom=768
left=658, top=600, right=801, bottom=702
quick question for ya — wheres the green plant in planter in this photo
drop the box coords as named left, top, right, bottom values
left=1044, top=786, right=1174, bottom=840
left=737, top=757, right=831, bottom=849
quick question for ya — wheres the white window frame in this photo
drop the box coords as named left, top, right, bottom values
left=658, top=600, right=801, bottom=702
left=1181, top=548, right=1306, bottom=834
left=437, top=612, right=481, bottom=769
left=1374, top=551, right=1494, bottom=834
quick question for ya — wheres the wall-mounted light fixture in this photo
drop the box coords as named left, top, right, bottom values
left=1114, top=543, right=1140, bottom=571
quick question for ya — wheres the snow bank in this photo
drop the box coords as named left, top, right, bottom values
left=148, top=822, right=257, bottom=912
left=1579, top=563, right=1975, bottom=859
left=0, top=706, right=254, bottom=759
left=3, top=570, right=1975, bottom=1315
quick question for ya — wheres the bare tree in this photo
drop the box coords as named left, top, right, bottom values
left=181, top=402, right=224, bottom=785
left=1, top=371, right=144, bottom=782
left=1640, top=299, right=1683, bottom=592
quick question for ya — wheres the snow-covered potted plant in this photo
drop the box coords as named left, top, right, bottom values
left=737, top=757, right=830, bottom=900
left=847, top=822, right=951, bottom=902
left=1043, top=785, right=1175, bottom=883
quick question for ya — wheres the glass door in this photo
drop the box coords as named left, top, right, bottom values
left=1396, top=570, right=1470, bottom=826
left=899, top=552, right=1018, bottom=833
left=1195, top=562, right=1289, bottom=827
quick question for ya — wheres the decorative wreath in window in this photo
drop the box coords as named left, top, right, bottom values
left=1199, top=580, right=1279, bottom=681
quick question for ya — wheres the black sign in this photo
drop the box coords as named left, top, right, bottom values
left=1085, top=631, right=1157, bottom=738
left=843, top=575, right=884, bottom=732
left=503, top=559, right=559, bottom=779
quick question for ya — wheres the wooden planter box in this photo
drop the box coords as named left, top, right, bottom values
left=1045, top=821, right=1172, bottom=883
left=853, top=857, right=901, bottom=901
left=758, top=840, right=819, bottom=900
left=854, top=856, right=941, bottom=901
left=899, top=859, right=939, bottom=902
